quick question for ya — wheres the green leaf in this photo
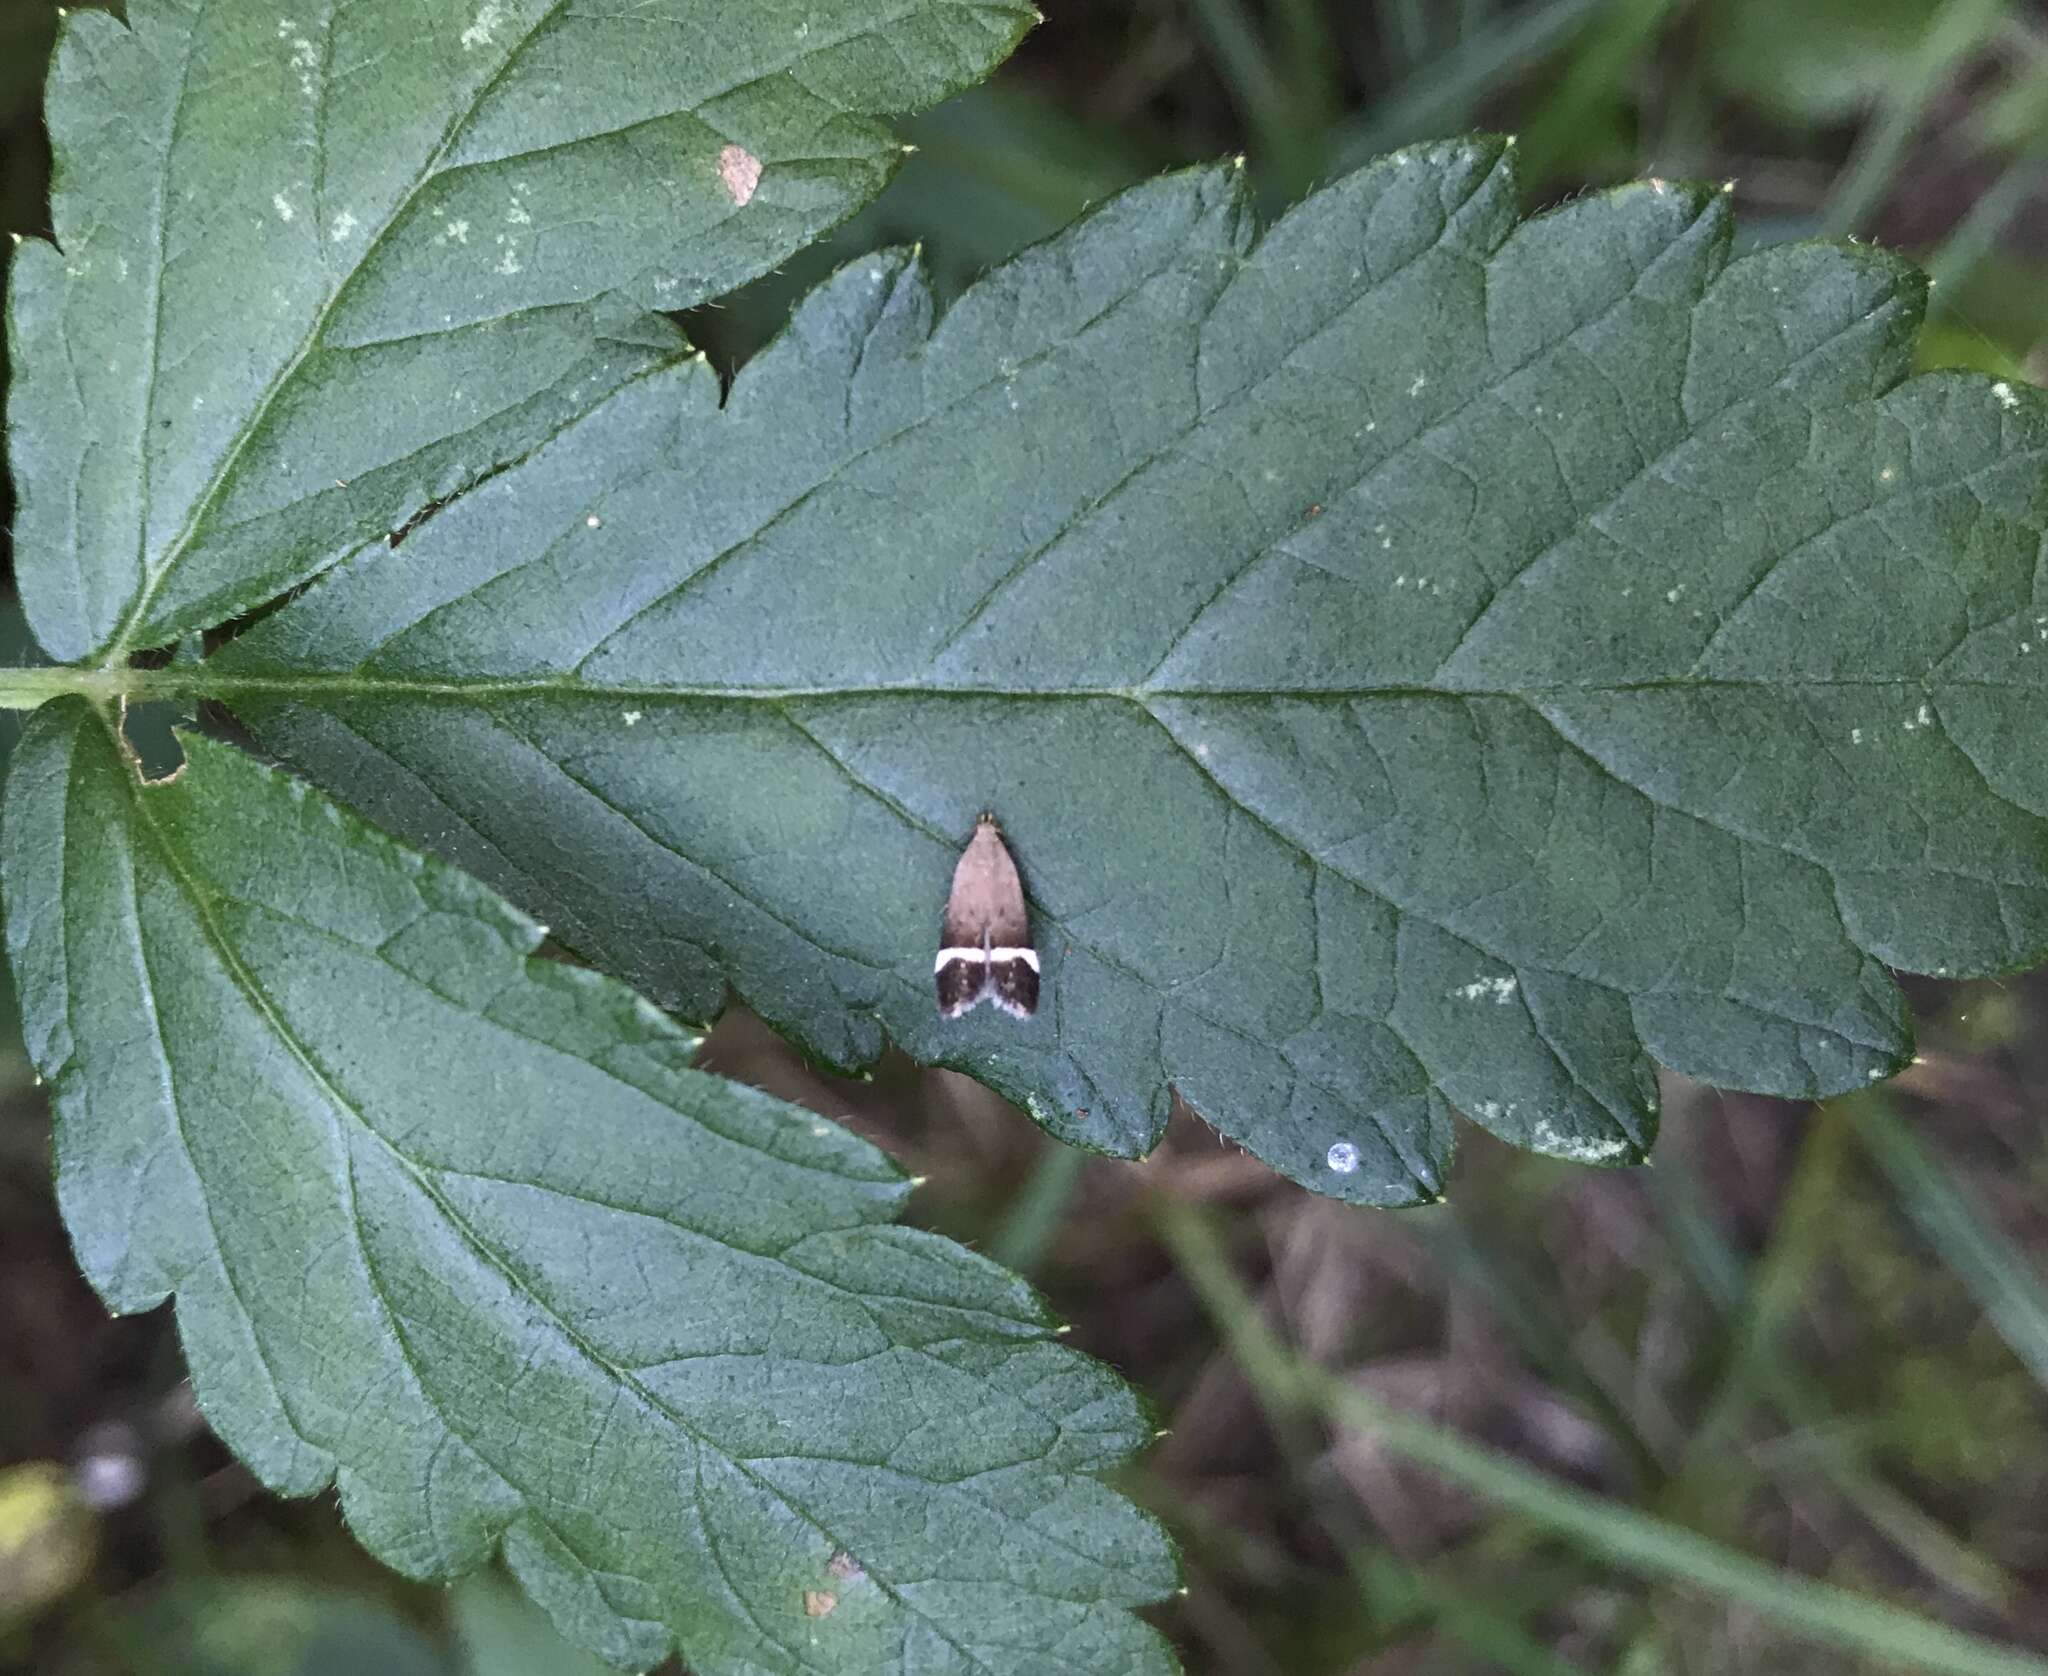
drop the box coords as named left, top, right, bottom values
left=211, top=138, right=2048, bottom=1206
left=8, top=0, right=1033, bottom=666
left=0, top=698, right=1177, bottom=1675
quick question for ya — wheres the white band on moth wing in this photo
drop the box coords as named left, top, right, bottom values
left=933, top=946, right=1040, bottom=973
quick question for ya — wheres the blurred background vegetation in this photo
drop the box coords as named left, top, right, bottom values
left=4, top=1, right=2048, bottom=1672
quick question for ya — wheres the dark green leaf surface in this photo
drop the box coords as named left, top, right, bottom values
left=1, top=699, right=1176, bottom=1675
left=216, top=138, right=2048, bottom=1206
left=8, top=0, right=1033, bottom=664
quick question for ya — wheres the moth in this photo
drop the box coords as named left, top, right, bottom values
left=935, top=814, right=1038, bottom=1019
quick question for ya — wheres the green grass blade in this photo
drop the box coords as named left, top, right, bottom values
left=1333, top=0, right=1609, bottom=165
left=1513, top=0, right=1688, bottom=186
left=1825, top=0, right=2013, bottom=235
left=1851, top=1091, right=2048, bottom=1390
left=1187, top=0, right=1323, bottom=192
left=1158, top=1197, right=2048, bottom=1676
left=1926, top=134, right=2048, bottom=293
left=1656, top=1110, right=2018, bottom=1607
left=988, top=1141, right=1091, bottom=1276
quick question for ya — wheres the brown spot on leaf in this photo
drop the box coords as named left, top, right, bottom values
left=718, top=144, right=763, bottom=207
left=803, top=1589, right=838, bottom=1618
left=825, top=1551, right=864, bottom=1583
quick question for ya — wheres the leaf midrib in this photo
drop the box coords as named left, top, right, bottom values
left=229, top=676, right=1926, bottom=1158
left=205, top=672, right=2022, bottom=698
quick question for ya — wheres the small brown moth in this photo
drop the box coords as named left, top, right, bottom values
left=935, top=814, right=1038, bottom=1019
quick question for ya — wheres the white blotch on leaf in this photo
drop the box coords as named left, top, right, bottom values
left=621, top=710, right=642, bottom=726
left=1408, top=372, right=1428, bottom=397
left=585, top=514, right=602, bottom=528
left=1993, top=381, right=2020, bottom=411
left=460, top=0, right=506, bottom=49
left=1455, top=975, right=1518, bottom=1004
left=272, top=193, right=295, bottom=222
left=1903, top=703, right=1933, bottom=732
left=1532, top=1119, right=1631, bottom=1162
left=718, top=144, right=764, bottom=207
left=331, top=210, right=359, bottom=241
left=1325, top=1141, right=1361, bottom=1174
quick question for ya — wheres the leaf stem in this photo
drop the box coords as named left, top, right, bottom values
left=0, top=666, right=143, bottom=709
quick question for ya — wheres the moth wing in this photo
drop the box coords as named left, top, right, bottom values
left=935, top=953, right=992, bottom=1017
left=989, top=957, right=1038, bottom=1019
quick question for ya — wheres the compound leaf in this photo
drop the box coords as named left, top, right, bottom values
left=0, top=698, right=1176, bottom=1675
left=9, top=0, right=1033, bottom=664
left=215, top=139, right=2048, bottom=1205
